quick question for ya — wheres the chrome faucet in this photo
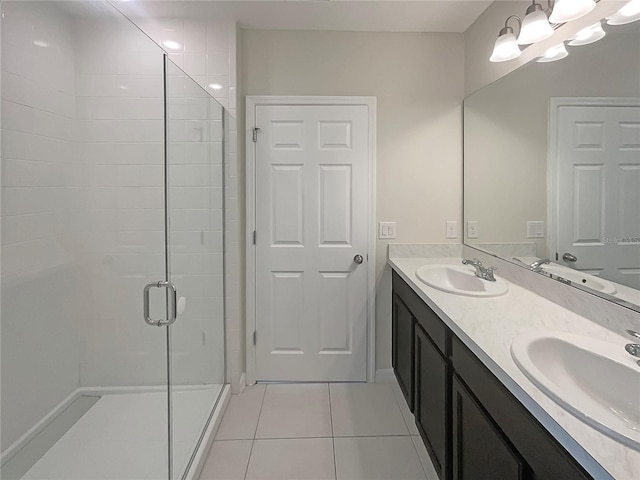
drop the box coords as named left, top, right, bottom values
left=529, top=258, right=550, bottom=272
left=624, top=330, right=640, bottom=366
left=462, top=258, right=497, bottom=282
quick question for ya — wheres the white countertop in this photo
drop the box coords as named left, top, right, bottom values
left=389, top=256, right=639, bottom=480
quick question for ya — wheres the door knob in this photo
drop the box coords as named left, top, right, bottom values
left=562, top=252, right=577, bottom=262
left=354, top=254, right=364, bottom=264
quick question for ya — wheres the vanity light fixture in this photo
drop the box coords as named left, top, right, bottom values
left=607, top=0, right=640, bottom=25
left=568, top=22, right=606, bottom=46
left=490, top=15, right=522, bottom=63
left=518, top=1, right=554, bottom=45
left=549, top=0, right=596, bottom=24
left=537, top=42, right=569, bottom=62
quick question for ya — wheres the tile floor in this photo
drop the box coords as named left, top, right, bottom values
left=199, top=382, right=438, bottom=480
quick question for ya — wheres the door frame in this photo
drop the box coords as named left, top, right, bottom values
left=245, top=95, right=377, bottom=384
left=547, top=97, right=640, bottom=261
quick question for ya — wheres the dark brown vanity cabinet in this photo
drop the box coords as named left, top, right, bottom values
left=415, top=323, right=449, bottom=479
left=391, top=271, right=593, bottom=480
left=392, top=293, right=414, bottom=411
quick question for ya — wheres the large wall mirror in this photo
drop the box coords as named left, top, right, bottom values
left=464, top=18, right=640, bottom=312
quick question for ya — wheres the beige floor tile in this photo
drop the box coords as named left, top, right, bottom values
left=334, top=436, right=426, bottom=480
left=411, top=435, right=440, bottom=480
left=216, top=385, right=266, bottom=440
left=199, top=440, right=253, bottom=480
left=330, top=384, right=408, bottom=437
left=255, top=384, right=332, bottom=439
left=245, top=438, right=335, bottom=480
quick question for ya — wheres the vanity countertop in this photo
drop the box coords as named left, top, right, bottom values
left=389, top=256, right=639, bottom=480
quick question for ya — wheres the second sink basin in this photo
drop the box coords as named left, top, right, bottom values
left=511, top=330, right=640, bottom=450
left=416, top=264, right=509, bottom=297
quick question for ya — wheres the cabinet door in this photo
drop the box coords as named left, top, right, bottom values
left=392, top=294, right=414, bottom=411
left=415, top=323, right=449, bottom=480
left=452, top=375, right=525, bottom=480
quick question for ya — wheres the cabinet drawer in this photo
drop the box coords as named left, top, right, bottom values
left=392, top=271, right=446, bottom=356
left=451, top=336, right=592, bottom=480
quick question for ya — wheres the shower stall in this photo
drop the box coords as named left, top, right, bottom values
left=1, top=1, right=228, bottom=479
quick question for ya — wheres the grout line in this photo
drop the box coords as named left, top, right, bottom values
left=243, top=385, right=267, bottom=480
left=389, top=381, right=414, bottom=435
left=327, top=383, right=338, bottom=480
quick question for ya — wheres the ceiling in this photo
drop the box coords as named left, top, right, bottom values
left=112, top=0, right=494, bottom=33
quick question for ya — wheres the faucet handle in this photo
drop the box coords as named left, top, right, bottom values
left=625, top=329, right=640, bottom=340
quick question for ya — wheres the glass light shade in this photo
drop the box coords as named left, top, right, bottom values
left=490, top=32, right=522, bottom=62
left=549, top=0, right=596, bottom=24
left=607, top=0, right=640, bottom=25
left=537, top=43, right=569, bottom=63
left=569, top=22, right=606, bottom=46
left=518, top=9, right=554, bottom=44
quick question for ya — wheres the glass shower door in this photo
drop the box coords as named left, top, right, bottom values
left=164, top=57, right=226, bottom=479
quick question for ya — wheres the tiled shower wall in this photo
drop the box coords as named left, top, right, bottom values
left=1, top=1, right=81, bottom=451
left=1, top=1, right=231, bottom=453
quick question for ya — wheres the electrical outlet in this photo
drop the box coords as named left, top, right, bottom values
left=527, top=221, right=545, bottom=238
left=379, top=222, right=397, bottom=239
left=467, top=221, right=479, bottom=239
left=446, top=221, right=458, bottom=239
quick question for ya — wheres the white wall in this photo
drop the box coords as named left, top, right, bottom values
left=1, top=1, right=80, bottom=451
left=240, top=30, right=464, bottom=371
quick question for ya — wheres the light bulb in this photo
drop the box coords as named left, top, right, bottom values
left=490, top=31, right=522, bottom=62
left=549, top=0, right=596, bottom=24
left=607, top=0, right=640, bottom=25
left=569, top=22, right=606, bottom=46
left=518, top=4, right=554, bottom=45
left=537, top=43, right=569, bottom=63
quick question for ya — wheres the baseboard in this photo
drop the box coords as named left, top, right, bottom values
left=184, top=384, right=231, bottom=480
left=375, top=369, right=396, bottom=384
left=237, top=372, right=246, bottom=394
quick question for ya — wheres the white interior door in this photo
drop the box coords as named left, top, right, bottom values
left=556, top=104, right=640, bottom=289
left=254, top=104, right=370, bottom=382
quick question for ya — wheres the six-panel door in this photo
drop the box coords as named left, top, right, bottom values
left=254, top=104, right=370, bottom=381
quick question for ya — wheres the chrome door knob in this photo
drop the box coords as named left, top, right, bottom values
left=562, top=252, right=578, bottom=262
left=354, top=254, right=364, bottom=264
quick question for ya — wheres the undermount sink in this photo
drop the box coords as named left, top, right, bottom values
left=511, top=330, right=640, bottom=450
left=415, top=264, right=509, bottom=297
left=541, top=264, right=617, bottom=295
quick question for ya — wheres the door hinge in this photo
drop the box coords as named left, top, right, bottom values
left=252, top=127, right=260, bottom=143
left=253, top=230, right=256, bottom=245
left=253, top=331, right=257, bottom=345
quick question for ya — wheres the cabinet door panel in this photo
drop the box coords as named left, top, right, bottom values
left=392, top=294, right=414, bottom=410
left=415, top=323, right=449, bottom=480
left=452, top=375, right=525, bottom=480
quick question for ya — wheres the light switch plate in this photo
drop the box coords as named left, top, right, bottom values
left=467, top=221, right=479, bottom=239
left=379, top=222, right=396, bottom=239
left=527, top=221, right=545, bottom=238
left=446, top=221, right=458, bottom=239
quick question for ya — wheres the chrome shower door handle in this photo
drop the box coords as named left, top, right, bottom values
left=143, top=281, right=178, bottom=327
left=562, top=252, right=578, bottom=263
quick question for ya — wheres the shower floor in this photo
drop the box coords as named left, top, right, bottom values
left=22, top=386, right=222, bottom=480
